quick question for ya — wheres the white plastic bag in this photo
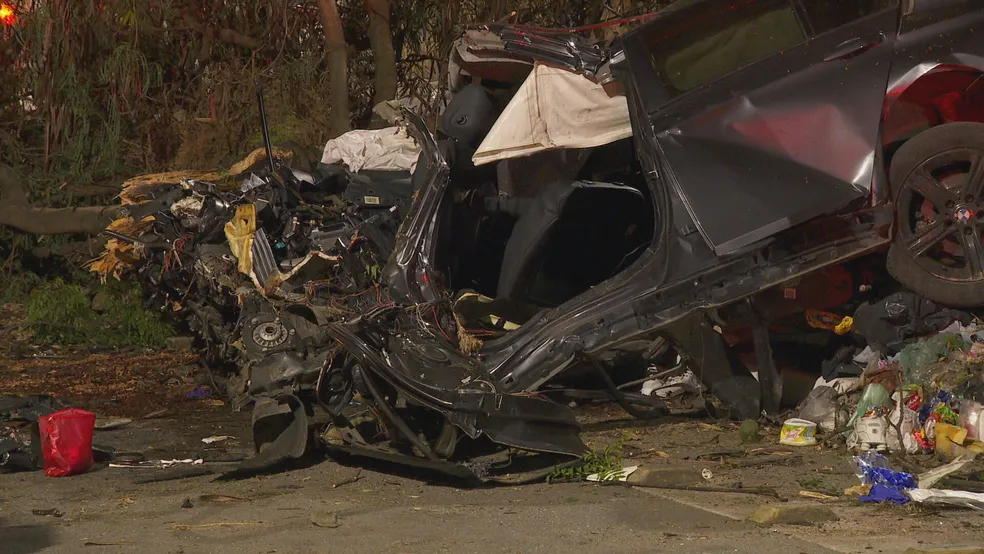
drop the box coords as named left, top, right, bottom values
left=908, top=488, right=984, bottom=510
left=321, top=127, right=420, bottom=173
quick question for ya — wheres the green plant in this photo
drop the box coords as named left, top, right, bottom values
left=24, top=278, right=93, bottom=344
left=1, top=272, right=42, bottom=305
left=25, top=278, right=173, bottom=348
left=548, top=436, right=625, bottom=483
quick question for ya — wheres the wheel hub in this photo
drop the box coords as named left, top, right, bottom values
left=253, top=321, right=288, bottom=348
left=953, top=205, right=976, bottom=225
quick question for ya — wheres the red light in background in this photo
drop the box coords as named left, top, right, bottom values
left=0, top=4, right=15, bottom=26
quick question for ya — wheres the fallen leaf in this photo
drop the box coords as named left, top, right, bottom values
left=844, top=484, right=871, bottom=496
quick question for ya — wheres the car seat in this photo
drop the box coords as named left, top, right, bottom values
left=496, top=181, right=650, bottom=307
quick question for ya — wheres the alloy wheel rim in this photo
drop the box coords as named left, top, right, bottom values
left=897, top=147, right=984, bottom=282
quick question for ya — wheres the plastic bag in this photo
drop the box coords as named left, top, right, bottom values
left=38, top=408, right=96, bottom=477
left=919, top=390, right=953, bottom=426
left=845, top=383, right=891, bottom=432
left=899, top=333, right=968, bottom=382
left=852, top=292, right=971, bottom=353
left=798, top=386, right=838, bottom=432
left=861, top=483, right=910, bottom=505
left=908, top=488, right=984, bottom=510
left=851, top=451, right=916, bottom=489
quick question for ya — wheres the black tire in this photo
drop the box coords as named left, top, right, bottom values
left=887, top=121, right=984, bottom=307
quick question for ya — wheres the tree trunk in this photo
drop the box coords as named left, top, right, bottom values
left=318, top=0, right=351, bottom=138
left=365, top=0, right=398, bottom=108
left=0, top=165, right=123, bottom=235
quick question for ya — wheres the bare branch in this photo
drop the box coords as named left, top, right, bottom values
left=0, top=165, right=123, bottom=235
left=180, top=14, right=262, bottom=50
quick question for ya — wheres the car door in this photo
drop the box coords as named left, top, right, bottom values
left=627, top=0, right=900, bottom=257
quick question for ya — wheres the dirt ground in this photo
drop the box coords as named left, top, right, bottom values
left=0, top=351, right=204, bottom=417
left=3, top=354, right=984, bottom=553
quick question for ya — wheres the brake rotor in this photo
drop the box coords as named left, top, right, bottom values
left=243, top=313, right=292, bottom=359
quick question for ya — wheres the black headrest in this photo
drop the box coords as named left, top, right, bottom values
left=440, top=84, right=499, bottom=149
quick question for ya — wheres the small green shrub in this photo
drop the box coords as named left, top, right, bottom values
left=26, top=278, right=173, bottom=348
left=548, top=436, right=625, bottom=483
left=2, top=272, right=42, bottom=305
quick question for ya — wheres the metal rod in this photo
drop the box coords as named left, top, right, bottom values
left=615, top=363, right=685, bottom=391
left=256, top=82, right=276, bottom=174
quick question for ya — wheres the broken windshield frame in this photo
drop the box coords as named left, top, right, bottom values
left=383, top=109, right=449, bottom=306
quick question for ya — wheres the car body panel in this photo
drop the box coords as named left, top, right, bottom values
left=888, top=2, right=984, bottom=99
left=633, top=2, right=900, bottom=256
left=324, top=319, right=587, bottom=458
left=880, top=1, right=984, bottom=200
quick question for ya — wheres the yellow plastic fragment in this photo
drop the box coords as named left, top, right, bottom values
left=223, top=204, right=257, bottom=276
left=87, top=215, right=156, bottom=281
left=936, top=422, right=984, bottom=460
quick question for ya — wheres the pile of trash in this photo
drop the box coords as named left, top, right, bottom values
left=790, top=292, right=984, bottom=455
left=776, top=291, right=984, bottom=507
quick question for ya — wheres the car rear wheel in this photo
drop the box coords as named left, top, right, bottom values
left=887, top=122, right=984, bottom=307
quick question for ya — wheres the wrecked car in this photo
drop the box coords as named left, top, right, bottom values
left=413, top=0, right=984, bottom=414
left=95, top=0, right=984, bottom=479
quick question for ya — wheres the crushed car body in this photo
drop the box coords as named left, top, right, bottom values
left=94, top=0, right=984, bottom=478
